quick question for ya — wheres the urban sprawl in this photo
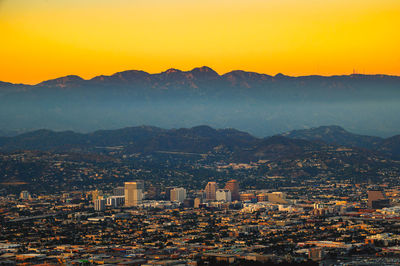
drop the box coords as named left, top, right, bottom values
left=2, top=178, right=400, bottom=265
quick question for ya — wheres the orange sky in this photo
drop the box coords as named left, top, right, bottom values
left=1, top=0, right=399, bottom=84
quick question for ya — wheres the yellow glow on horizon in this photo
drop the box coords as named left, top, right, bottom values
left=1, top=0, right=399, bottom=84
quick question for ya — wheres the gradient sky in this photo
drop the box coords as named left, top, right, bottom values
left=1, top=0, right=399, bottom=84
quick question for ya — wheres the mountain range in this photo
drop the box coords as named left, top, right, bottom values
left=2, top=125, right=400, bottom=190
left=1, top=67, right=400, bottom=137
left=0, top=125, right=399, bottom=160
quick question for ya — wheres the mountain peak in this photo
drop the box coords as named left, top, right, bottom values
left=190, top=125, right=215, bottom=132
left=112, top=70, right=149, bottom=76
left=189, top=66, right=219, bottom=79
left=111, top=70, right=150, bottom=80
left=90, top=70, right=150, bottom=83
left=274, top=73, right=289, bottom=79
left=191, top=66, right=216, bottom=73
left=222, top=70, right=272, bottom=80
left=37, top=75, right=85, bottom=87
left=164, top=68, right=182, bottom=74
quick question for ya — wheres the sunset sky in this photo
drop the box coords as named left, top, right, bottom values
left=1, top=0, right=399, bottom=84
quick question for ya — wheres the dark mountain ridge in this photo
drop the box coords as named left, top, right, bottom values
left=24, top=68, right=400, bottom=87
left=2, top=125, right=400, bottom=190
left=2, top=67, right=398, bottom=100
left=1, top=125, right=400, bottom=160
left=281, top=125, right=400, bottom=159
left=378, top=135, right=400, bottom=160
left=280, top=125, right=383, bottom=149
left=0, top=125, right=258, bottom=154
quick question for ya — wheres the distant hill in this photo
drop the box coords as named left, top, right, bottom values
left=280, top=125, right=383, bottom=149
left=0, top=126, right=165, bottom=152
left=0, top=125, right=259, bottom=155
left=281, top=125, right=400, bottom=159
left=1, top=67, right=400, bottom=137
left=1, top=124, right=400, bottom=161
left=233, top=135, right=325, bottom=162
left=2, top=125, right=400, bottom=190
left=377, top=135, right=400, bottom=160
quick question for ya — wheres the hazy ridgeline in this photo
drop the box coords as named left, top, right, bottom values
left=1, top=67, right=399, bottom=137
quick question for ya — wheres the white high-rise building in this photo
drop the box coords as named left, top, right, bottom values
left=124, top=181, right=144, bottom=207
left=216, top=189, right=232, bottom=202
left=170, top=187, right=186, bottom=203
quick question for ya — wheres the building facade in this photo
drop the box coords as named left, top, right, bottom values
left=20, top=190, right=31, bottom=200
left=106, top=196, right=125, bottom=207
left=205, top=182, right=218, bottom=201
left=216, top=189, right=232, bottom=202
left=94, top=199, right=106, bottom=211
left=124, top=181, right=144, bottom=207
left=225, top=180, right=240, bottom=201
left=170, top=187, right=186, bottom=203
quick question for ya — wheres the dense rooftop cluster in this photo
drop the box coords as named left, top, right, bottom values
left=1, top=180, right=400, bottom=265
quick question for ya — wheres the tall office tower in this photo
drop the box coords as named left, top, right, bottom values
left=170, top=187, right=187, bottom=203
left=216, top=189, right=232, bottom=202
left=94, top=199, right=106, bottom=211
left=225, top=180, right=240, bottom=201
left=113, top=187, right=125, bottom=196
left=124, top=181, right=144, bottom=207
left=367, top=190, right=390, bottom=209
left=205, top=182, right=218, bottom=201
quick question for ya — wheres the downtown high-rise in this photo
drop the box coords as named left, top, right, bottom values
left=124, top=181, right=144, bottom=207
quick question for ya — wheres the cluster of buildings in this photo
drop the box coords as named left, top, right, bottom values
left=91, top=180, right=241, bottom=211
left=19, top=191, right=31, bottom=200
left=89, top=181, right=392, bottom=220
left=1, top=180, right=400, bottom=265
